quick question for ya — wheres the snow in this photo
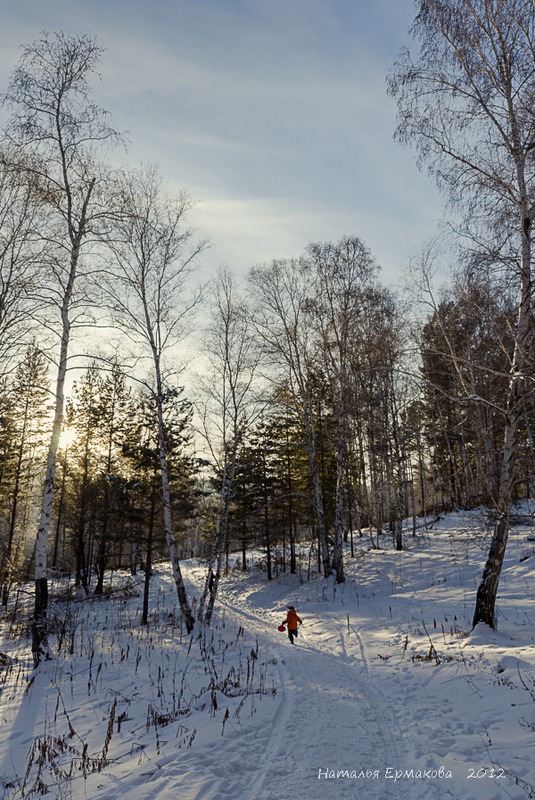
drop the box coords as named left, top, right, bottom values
left=2, top=506, right=535, bottom=799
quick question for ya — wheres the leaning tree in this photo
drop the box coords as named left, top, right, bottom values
left=388, top=0, right=535, bottom=628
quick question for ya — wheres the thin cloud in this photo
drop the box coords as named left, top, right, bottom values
left=0, top=0, right=443, bottom=285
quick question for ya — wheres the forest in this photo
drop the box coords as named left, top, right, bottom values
left=0, top=0, right=534, bottom=670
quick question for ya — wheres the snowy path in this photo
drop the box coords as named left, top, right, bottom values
left=4, top=514, right=535, bottom=800
left=113, top=580, right=413, bottom=800
left=211, top=579, right=413, bottom=800
left=240, top=642, right=407, bottom=800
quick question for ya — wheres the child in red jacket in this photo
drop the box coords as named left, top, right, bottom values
left=282, top=606, right=302, bottom=644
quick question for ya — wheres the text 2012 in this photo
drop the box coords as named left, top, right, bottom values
left=467, top=767, right=505, bottom=779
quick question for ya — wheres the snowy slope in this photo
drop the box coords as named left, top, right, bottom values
left=1, top=506, right=535, bottom=800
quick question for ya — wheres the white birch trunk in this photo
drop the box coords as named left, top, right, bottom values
left=332, top=362, right=346, bottom=583
left=302, top=402, right=331, bottom=578
left=153, top=358, right=195, bottom=633
left=199, top=437, right=239, bottom=625
left=32, top=204, right=92, bottom=666
left=473, top=214, right=532, bottom=628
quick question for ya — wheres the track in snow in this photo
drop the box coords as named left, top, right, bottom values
left=213, top=580, right=413, bottom=800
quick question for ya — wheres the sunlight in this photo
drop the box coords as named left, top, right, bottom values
left=58, top=425, right=77, bottom=449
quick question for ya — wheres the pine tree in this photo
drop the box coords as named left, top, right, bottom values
left=0, top=344, right=50, bottom=605
left=93, top=364, right=135, bottom=595
left=123, top=387, right=199, bottom=624
left=65, top=365, right=104, bottom=591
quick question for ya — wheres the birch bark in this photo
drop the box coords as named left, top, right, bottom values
left=33, top=188, right=94, bottom=666
left=389, top=0, right=535, bottom=628
left=106, top=166, right=204, bottom=633
left=197, top=268, right=262, bottom=624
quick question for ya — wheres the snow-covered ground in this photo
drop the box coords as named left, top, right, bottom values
left=2, top=506, right=535, bottom=799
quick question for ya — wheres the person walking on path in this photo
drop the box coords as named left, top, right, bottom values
left=282, top=605, right=302, bottom=644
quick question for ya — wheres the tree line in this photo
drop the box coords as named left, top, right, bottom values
left=0, top=0, right=534, bottom=666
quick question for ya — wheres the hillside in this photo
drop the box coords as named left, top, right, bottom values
left=1, top=506, right=535, bottom=800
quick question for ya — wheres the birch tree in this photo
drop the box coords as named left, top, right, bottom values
left=249, top=257, right=332, bottom=578
left=2, top=32, right=122, bottom=665
left=388, top=0, right=535, bottom=628
left=0, top=155, right=44, bottom=373
left=196, top=267, right=263, bottom=623
left=106, top=166, right=204, bottom=633
left=307, top=236, right=378, bottom=581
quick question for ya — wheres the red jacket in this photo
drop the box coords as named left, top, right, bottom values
left=284, top=609, right=302, bottom=629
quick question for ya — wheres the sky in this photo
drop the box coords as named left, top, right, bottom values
left=0, top=0, right=445, bottom=287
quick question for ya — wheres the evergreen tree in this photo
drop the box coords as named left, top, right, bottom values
left=123, top=386, right=199, bottom=624
left=419, top=272, right=515, bottom=509
left=0, top=344, right=50, bottom=605
left=92, top=364, right=136, bottom=594
left=64, top=365, right=105, bottom=590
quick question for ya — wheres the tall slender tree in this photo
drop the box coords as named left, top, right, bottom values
left=92, top=363, right=135, bottom=595
left=389, top=0, right=535, bottom=628
left=2, top=32, right=122, bottom=664
left=307, top=236, right=379, bottom=581
left=0, top=344, right=50, bottom=605
left=65, top=365, right=103, bottom=591
left=106, top=166, right=204, bottom=633
left=197, top=267, right=263, bottom=623
left=0, top=155, right=44, bottom=373
left=249, top=257, right=333, bottom=578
